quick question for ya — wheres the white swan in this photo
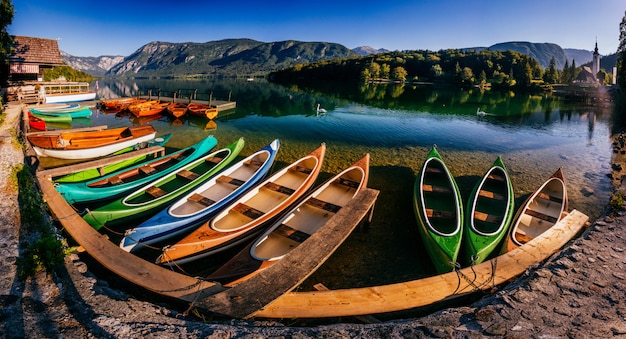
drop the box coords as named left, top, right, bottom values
left=316, top=103, right=327, bottom=114
left=477, top=107, right=487, bottom=116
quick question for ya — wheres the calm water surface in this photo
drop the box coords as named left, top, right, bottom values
left=52, top=79, right=615, bottom=294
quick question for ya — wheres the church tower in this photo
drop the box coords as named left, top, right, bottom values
left=592, top=40, right=601, bottom=82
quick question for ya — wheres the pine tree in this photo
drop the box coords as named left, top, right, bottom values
left=617, top=11, right=626, bottom=88
left=0, top=0, right=15, bottom=83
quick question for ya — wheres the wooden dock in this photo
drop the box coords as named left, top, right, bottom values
left=137, top=88, right=237, bottom=112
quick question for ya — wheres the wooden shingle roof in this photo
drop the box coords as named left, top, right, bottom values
left=9, top=36, right=64, bottom=66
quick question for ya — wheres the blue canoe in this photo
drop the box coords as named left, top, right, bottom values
left=120, top=139, right=280, bottom=252
left=82, top=138, right=245, bottom=230
left=55, top=135, right=218, bottom=204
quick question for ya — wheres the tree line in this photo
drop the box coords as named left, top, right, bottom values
left=270, top=48, right=617, bottom=89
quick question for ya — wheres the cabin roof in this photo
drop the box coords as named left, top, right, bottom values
left=9, top=36, right=64, bottom=66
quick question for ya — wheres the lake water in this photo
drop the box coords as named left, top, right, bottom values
left=53, top=78, right=615, bottom=296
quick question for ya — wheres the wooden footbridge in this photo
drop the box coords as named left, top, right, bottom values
left=137, top=88, right=237, bottom=112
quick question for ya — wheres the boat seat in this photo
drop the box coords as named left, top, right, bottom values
left=145, top=186, right=167, bottom=198
left=474, top=211, right=502, bottom=224
left=337, top=177, right=360, bottom=189
left=69, top=136, right=119, bottom=147
left=487, top=173, right=506, bottom=182
left=188, top=193, right=216, bottom=207
left=139, top=165, right=156, bottom=175
left=274, top=223, right=310, bottom=243
left=422, top=184, right=452, bottom=194
left=537, top=192, right=563, bottom=204
left=206, top=156, right=223, bottom=164
left=478, top=189, right=505, bottom=200
left=425, top=166, right=444, bottom=174
left=425, top=208, right=455, bottom=219
left=244, top=159, right=265, bottom=167
left=525, top=209, right=558, bottom=223
left=289, top=165, right=312, bottom=174
left=216, top=175, right=245, bottom=186
left=108, top=175, right=123, bottom=185
left=232, top=203, right=265, bottom=219
left=263, top=182, right=295, bottom=195
left=515, top=231, right=534, bottom=244
left=305, top=197, right=342, bottom=213
left=177, top=169, right=200, bottom=181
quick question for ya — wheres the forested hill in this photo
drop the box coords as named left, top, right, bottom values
left=269, top=49, right=544, bottom=89
left=105, top=39, right=359, bottom=77
left=487, top=42, right=567, bottom=69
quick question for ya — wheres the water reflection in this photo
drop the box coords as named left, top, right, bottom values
left=87, top=78, right=614, bottom=289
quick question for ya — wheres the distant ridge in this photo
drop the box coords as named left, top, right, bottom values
left=352, top=46, right=390, bottom=56
left=61, top=39, right=614, bottom=76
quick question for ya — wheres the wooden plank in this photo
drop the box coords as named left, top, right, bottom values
left=474, top=211, right=502, bottom=224
left=426, top=208, right=455, bottom=219
left=252, top=210, right=588, bottom=319
left=232, top=203, right=265, bottom=219
left=35, top=175, right=225, bottom=301
left=422, top=184, right=452, bottom=194
left=478, top=189, right=505, bottom=200
left=216, top=175, right=245, bottom=187
left=537, top=192, right=564, bottom=203
left=189, top=193, right=216, bottom=207
left=145, top=186, right=167, bottom=198
left=274, top=224, right=310, bottom=243
left=313, top=283, right=381, bottom=324
left=305, top=197, right=342, bottom=213
left=525, top=209, right=558, bottom=223
left=37, top=146, right=165, bottom=178
left=177, top=169, right=200, bottom=181
left=263, top=182, right=295, bottom=195
left=197, top=188, right=379, bottom=318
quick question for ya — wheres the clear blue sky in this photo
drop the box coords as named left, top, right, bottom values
left=8, top=0, right=625, bottom=57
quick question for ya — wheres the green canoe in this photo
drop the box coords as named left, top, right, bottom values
left=463, top=156, right=515, bottom=266
left=413, top=146, right=463, bottom=273
left=29, top=112, right=72, bottom=123
left=55, top=133, right=173, bottom=183
left=83, top=137, right=244, bottom=230
left=56, top=135, right=218, bottom=204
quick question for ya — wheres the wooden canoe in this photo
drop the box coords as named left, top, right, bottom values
left=504, top=167, right=568, bottom=252
left=166, top=102, right=188, bottom=118
left=187, top=103, right=218, bottom=120
left=248, top=209, right=587, bottom=319
left=100, top=97, right=142, bottom=110
left=206, top=153, right=369, bottom=287
left=129, top=101, right=169, bottom=117
left=120, top=139, right=279, bottom=253
left=463, top=156, right=515, bottom=265
left=156, top=142, right=326, bottom=266
left=413, top=146, right=463, bottom=273
left=28, top=113, right=47, bottom=131
left=54, top=133, right=172, bottom=184
left=55, top=136, right=218, bottom=204
left=82, top=138, right=244, bottom=230
left=27, top=125, right=158, bottom=160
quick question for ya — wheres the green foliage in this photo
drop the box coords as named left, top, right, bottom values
left=44, top=65, right=94, bottom=82
left=619, top=11, right=626, bottom=88
left=610, top=190, right=626, bottom=213
left=13, top=164, right=66, bottom=279
left=0, top=0, right=14, bottom=82
left=270, top=48, right=546, bottom=90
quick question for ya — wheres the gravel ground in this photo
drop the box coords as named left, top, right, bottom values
left=1, top=102, right=626, bottom=338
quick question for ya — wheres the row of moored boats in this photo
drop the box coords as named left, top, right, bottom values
left=100, top=97, right=219, bottom=119
left=27, top=122, right=570, bottom=286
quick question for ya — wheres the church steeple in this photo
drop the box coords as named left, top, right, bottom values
left=592, top=39, right=601, bottom=83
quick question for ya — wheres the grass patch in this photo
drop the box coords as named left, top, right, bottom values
left=610, top=190, right=625, bottom=214
left=13, top=164, right=69, bottom=279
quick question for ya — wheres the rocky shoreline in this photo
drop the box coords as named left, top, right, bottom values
left=2, top=102, right=626, bottom=338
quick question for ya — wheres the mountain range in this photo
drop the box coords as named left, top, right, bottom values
left=61, top=39, right=614, bottom=77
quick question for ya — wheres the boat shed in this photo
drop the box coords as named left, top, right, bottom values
left=8, top=36, right=64, bottom=83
